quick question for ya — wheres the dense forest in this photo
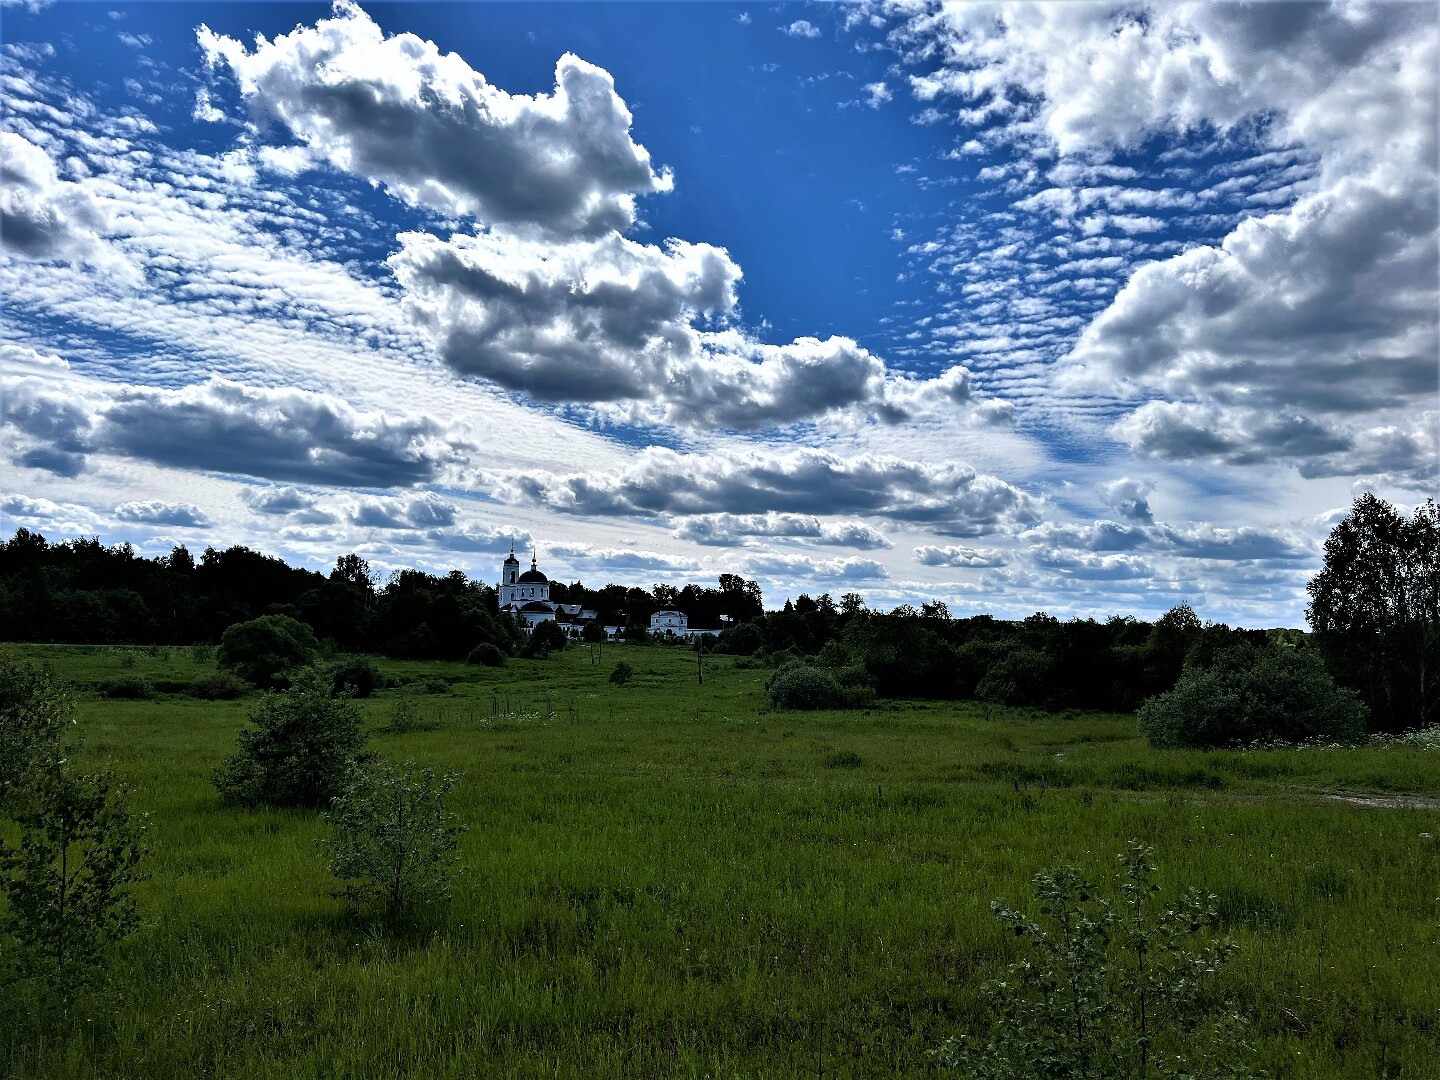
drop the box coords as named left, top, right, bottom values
left=1, top=493, right=1435, bottom=732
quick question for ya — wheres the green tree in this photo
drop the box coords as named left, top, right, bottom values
left=1139, top=644, right=1367, bottom=749
left=217, top=614, right=320, bottom=689
left=521, top=619, right=568, bottom=658
left=212, top=668, right=368, bottom=808
left=1307, top=495, right=1440, bottom=732
left=938, top=844, right=1252, bottom=1079
left=321, top=759, right=464, bottom=922
left=1, top=767, right=145, bottom=1011
left=0, top=658, right=73, bottom=809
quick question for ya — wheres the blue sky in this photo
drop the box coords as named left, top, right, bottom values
left=2, top=1, right=1436, bottom=626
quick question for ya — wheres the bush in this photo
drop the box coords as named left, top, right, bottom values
left=329, top=657, right=384, bottom=699
left=609, top=661, right=634, bottom=687
left=217, top=615, right=320, bottom=689
left=467, top=643, right=506, bottom=667
left=0, top=659, right=73, bottom=809
left=766, top=663, right=852, bottom=710
left=521, top=620, right=568, bottom=659
left=976, top=647, right=1054, bottom=708
left=97, top=675, right=154, bottom=700
left=212, top=668, right=369, bottom=809
left=824, top=749, right=863, bottom=769
left=189, top=672, right=248, bottom=700
left=321, top=759, right=464, bottom=923
left=1139, top=644, right=1367, bottom=749
left=936, top=843, right=1254, bottom=1078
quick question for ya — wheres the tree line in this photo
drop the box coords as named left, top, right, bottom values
left=0, top=533, right=761, bottom=659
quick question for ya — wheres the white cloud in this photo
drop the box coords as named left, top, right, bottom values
left=914, top=544, right=1005, bottom=568
left=0, top=131, right=111, bottom=264
left=862, top=81, right=892, bottom=108
left=783, top=20, right=822, bottom=39
left=198, top=1, right=672, bottom=237
left=487, top=445, right=1040, bottom=536
left=672, top=513, right=891, bottom=549
left=114, top=500, right=209, bottom=527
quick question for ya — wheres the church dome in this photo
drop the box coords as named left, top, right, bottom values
left=518, top=568, right=547, bottom=584
left=520, top=600, right=552, bottom=612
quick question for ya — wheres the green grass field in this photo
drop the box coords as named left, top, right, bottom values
left=2, top=642, right=1437, bottom=1078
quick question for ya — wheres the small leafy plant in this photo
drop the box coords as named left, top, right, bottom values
left=609, top=661, right=635, bottom=686
left=1, top=766, right=146, bottom=1013
left=937, top=842, right=1255, bottom=1079
left=321, top=759, right=465, bottom=923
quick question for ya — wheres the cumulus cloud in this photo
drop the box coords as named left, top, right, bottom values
left=1113, top=402, right=1438, bottom=486
left=351, top=492, right=457, bottom=530
left=114, top=500, right=209, bottom=527
left=426, top=523, right=531, bottom=554
left=392, top=228, right=1001, bottom=428
left=198, top=1, right=671, bottom=236
left=914, top=544, right=1005, bottom=568
left=783, top=20, right=822, bottom=39
left=488, top=446, right=1040, bottom=535
left=3, top=376, right=461, bottom=486
left=1019, top=517, right=1311, bottom=564
left=1101, top=477, right=1154, bottom=524
left=672, top=512, right=892, bottom=549
left=0, top=132, right=109, bottom=263
left=240, top=485, right=338, bottom=524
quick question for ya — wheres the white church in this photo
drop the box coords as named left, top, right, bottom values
left=497, top=546, right=727, bottom=641
left=497, top=547, right=599, bottom=636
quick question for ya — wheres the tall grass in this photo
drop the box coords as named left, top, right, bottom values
left=1, top=643, right=1436, bottom=1077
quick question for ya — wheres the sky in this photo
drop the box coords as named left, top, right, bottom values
left=1, top=0, right=1436, bottom=627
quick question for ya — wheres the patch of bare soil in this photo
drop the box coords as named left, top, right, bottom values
left=1317, top=790, right=1440, bottom=810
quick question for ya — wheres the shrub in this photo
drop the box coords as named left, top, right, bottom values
left=97, top=675, right=154, bottom=700
left=1139, top=644, right=1367, bottom=749
left=217, top=615, right=320, bottom=689
left=329, top=657, right=384, bottom=699
left=936, top=843, right=1254, bottom=1078
left=212, top=668, right=368, bottom=809
left=386, top=695, right=419, bottom=735
left=766, top=663, right=851, bottom=710
left=824, top=749, right=863, bottom=769
left=189, top=672, right=248, bottom=700
left=321, top=759, right=464, bottom=923
left=467, top=643, right=506, bottom=667
left=521, top=620, right=568, bottom=659
left=0, top=766, right=146, bottom=1012
left=609, top=661, right=635, bottom=687
left=0, top=659, right=73, bottom=809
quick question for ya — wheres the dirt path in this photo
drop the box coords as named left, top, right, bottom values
left=1317, top=790, right=1440, bottom=810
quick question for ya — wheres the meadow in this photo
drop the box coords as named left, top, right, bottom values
left=2, top=642, right=1437, bottom=1078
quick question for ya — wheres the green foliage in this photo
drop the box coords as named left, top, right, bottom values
left=386, top=695, right=419, bottom=735
left=608, top=661, right=635, bottom=687
left=0, top=766, right=145, bottom=1010
left=0, top=657, right=73, bottom=809
left=766, top=663, right=854, bottom=710
left=188, top=671, right=249, bottom=700
left=212, top=668, right=368, bottom=808
left=217, top=614, right=320, bottom=689
left=1139, top=644, right=1367, bottom=749
left=321, top=759, right=464, bottom=922
left=1307, top=495, right=1440, bottom=731
left=521, top=620, right=568, bottom=659
left=329, top=656, right=384, bottom=699
left=977, top=647, right=1054, bottom=708
left=97, top=674, right=155, bottom=700
left=823, top=749, right=863, bottom=769
left=581, top=621, right=606, bottom=643
left=466, top=642, right=506, bottom=667
left=938, top=844, right=1253, bottom=1079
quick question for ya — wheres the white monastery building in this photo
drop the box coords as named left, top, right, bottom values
left=497, top=547, right=598, bottom=636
